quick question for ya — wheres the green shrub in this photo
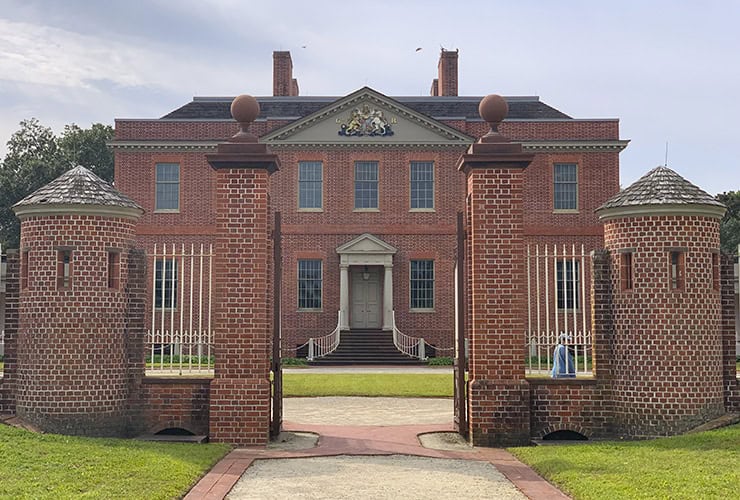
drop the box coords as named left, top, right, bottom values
left=427, top=356, right=453, bottom=366
left=281, top=357, right=308, bottom=366
left=146, top=355, right=214, bottom=366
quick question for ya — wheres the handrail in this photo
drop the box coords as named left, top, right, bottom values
left=305, top=311, right=342, bottom=361
left=391, top=311, right=427, bottom=361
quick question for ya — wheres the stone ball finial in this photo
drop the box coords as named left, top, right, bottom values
left=479, top=94, right=508, bottom=136
left=230, top=94, right=260, bottom=142
left=231, top=95, right=260, bottom=123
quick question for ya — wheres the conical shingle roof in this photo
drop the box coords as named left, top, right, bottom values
left=13, top=165, right=143, bottom=219
left=597, top=166, right=725, bottom=220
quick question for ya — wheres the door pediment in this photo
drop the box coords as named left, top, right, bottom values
left=337, top=233, right=397, bottom=255
left=337, top=233, right=396, bottom=267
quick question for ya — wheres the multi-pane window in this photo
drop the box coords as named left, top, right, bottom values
left=298, top=259, right=322, bottom=309
left=410, top=161, right=434, bottom=209
left=554, top=163, right=578, bottom=210
left=354, top=161, right=378, bottom=209
left=556, top=260, right=580, bottom=309
left=298, top=161, right=323, bottom=209
left=155, top=163, right=180, bottom=211
left=410, top=260, right=434, bottom=309
left=154, top=258, right=177, bottom=309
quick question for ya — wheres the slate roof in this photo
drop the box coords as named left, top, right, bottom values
left=161, top=96, right=571, bottom=121
left=14, top=165, right=143, bottom=210
left=598, top=166, right=724, bottom=211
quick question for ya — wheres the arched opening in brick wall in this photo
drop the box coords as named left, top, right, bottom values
left=542, top=429, right=588, bottom=441
left=155, top=427, right=196, bottom=436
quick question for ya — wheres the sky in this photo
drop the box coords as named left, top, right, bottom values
left=0, top=0, right=738, bottom=195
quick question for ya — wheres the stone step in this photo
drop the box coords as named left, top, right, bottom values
left=308, top=329, right=425, bottom=366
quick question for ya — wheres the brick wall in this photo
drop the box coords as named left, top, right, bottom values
left=604, top=215, right=725, bottom=437
left=124, top=248, right=148, bottom=433
left=464, top=165, right=531, bottom=446
left=114, top=116, right=620, bottom=143
left=721, top=255, right=740, bottom=411
left=141, top=378, right=210, bottom=435
left=208, top=165, right=272, bottom=446
left=16, top=214, right=140, bottom=435
left=529, top=379, right=614, bottom=438
left=115, top=136, right=617, bottom=353
left=0, top=251, right=19, bottom=413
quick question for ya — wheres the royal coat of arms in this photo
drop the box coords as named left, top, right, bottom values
left=338, top=104, right=394, bottom=137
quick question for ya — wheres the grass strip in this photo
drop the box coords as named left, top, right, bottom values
left=509, top=423, right=740, bottom=500
left=283, top=372, right=453, bottom=397
left=0, top=425, right=230, bottom=500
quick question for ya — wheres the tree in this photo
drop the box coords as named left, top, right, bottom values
left=0, top=119, right=114, bottom=249
left=58, top=123, right=115, bottom=181
left=717, top=191, right=740, bottom=255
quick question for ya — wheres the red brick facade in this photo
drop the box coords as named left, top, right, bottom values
left=15, top=214, right=140, bottom=435
left=141, top=378, right=210, bottom=435
left=113, top=111, right=621, bottom=354
left=0, top=251, right=19, bottom=414
left=603, top=214, right=726, bottom=436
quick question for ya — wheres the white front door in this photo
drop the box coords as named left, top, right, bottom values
left=350, top=268, right=381, bottom=329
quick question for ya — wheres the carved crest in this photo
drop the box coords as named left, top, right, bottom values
left=338, top=104, right=394, bottom=137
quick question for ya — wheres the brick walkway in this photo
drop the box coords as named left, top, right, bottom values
left=185, top=397, right=570, bottom=500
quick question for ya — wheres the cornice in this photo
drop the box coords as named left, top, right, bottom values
left=110, top=141, right=218, bottom=151
left=109, top=139, right=628, bottom=153
left=597, top=203, right=726, bottom=221
left=110, top=140, right=470, bottom=151
left=522, top=140, right=630, bottom=152
left=269, top=142, right=471, bottom=150
left=14, top=203, right=144, bottom=221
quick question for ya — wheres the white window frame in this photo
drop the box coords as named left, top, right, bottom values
left=553, top=163, right=578, bottom=212
left=154, top=258, right=178, bottom=310
left=410, top=161, right=434, bottom=211
left=298, top=259, right=323, bottom=310
left=354, top=161, right=379, bottom=211
left=155, top=163, right=180, bottom=212
left=556, top=259, right=580, bottom=310
left=410, top=259, right=434, bottom=311
left=298, top=161, right=323, bottom=211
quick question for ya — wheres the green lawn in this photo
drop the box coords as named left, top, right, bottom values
left=510, top=424, right=740, bottom=500
left=0, top=425, right=230, bottom=500
left=283, top=372, right=453, bottom=397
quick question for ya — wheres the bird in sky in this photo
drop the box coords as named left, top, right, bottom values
left=415, top=47, right=422, bottom=52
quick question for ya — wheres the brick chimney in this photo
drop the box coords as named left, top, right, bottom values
left=273, top=51, right=299, bottom=96
left=434, top=49, right=458, bottom=96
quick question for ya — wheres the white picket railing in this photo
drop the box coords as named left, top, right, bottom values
left=147, top=328, right=213, bottom=375
left=526, top=244, right=592, bottom=377
left=305, top=311, right=342, bottom=361
left=392, top=311, right=427, bottom=361
left=146, top=243, right=214, bottom=375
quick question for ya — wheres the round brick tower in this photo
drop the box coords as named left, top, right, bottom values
left=12, top=166, right=143, bottom=436
left=597, top=166, right=726, bottom=437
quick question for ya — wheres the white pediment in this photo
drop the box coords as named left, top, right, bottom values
left=262, top=87, right=473, bottom=147
left=336, top=233, right=397, bottom=255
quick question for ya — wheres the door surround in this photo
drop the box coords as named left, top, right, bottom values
left=336, top=233, right=397, bottom=330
